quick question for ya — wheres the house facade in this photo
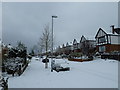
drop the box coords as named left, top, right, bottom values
left=72, top=39, right=80, bottom=52
left=95, top=26, right=120, bottom=53
left=80, top=35, right=96, bottom=55
left=80, top=35, right=96, bottom=48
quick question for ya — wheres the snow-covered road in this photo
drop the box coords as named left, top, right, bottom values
left=8, top=57, right=118, bottom=88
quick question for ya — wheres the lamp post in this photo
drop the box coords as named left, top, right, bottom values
left=51, top=15, right=57, bottom=72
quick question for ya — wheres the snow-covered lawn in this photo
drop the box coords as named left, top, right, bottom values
left=8, top=57, right=118, bottom=88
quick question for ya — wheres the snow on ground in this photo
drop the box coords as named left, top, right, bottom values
left=8, top=57, right=118, bottom=88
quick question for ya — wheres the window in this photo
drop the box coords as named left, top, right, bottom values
left=99, top=46, right=106, bottom=52
left=98, top=36, right=106, bottom=43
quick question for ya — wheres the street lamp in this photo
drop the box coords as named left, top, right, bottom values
left=51, top=15, right=58, bottom=72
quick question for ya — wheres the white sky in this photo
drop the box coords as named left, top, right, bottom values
left=2, top=2, right=118, bottom=50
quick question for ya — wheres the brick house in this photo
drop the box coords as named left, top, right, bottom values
left=95, top=25, right=120, bottom=53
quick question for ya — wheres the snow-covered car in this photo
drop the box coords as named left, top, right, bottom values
left=35, top=56, right=39, bottom=60
left=51, top=61, right=70, bottom=72
left=48, top=56, right=56, bottom=58
left=56, top=55, right=61, bottom=59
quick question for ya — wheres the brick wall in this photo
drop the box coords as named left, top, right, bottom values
left=97, top=44, right=120, bottom=53
left=105, top=44, right=120, bottom=53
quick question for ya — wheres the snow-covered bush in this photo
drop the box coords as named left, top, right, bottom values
left=2, top=42, right=27, bottom=76
left=3, top=57, right=23, bottom=74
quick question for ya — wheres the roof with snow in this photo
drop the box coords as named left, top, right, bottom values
left=114, top=28, right=120, bottom=34
left=95, top=27, right=120, bottom=38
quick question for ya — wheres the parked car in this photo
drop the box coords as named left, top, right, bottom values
left=40, top=56, right=43, bottom=58
left=56, top=55, right=61, bottom=59
left=35, top=56, right=39, bottom=60
left=27, top=55, right=32, bottom=59
left=48, top=56, right=56, bottom=58
left=51, top=60, right=70, bottom=72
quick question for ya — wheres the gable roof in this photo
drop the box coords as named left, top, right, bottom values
left=95, top=28, right=107, bottom=38
left=66, top=42, right=69, bottom=47
left=62, top=44, right=65, bottom=48
left=73, top=39, right=77, bottom=45
left=80, top=35, right=86, bottom=43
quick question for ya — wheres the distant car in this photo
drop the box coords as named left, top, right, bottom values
left=42, top=58, right=49, bottom=63
left=56, top=55, right=61, bottom=59
left=40, top=56, right=43, bottom=58
left=35, top=56, right=39, bottom=60
left=27, top=55, right=32, bottom=59
left=48, top=56, right=56, bottom=58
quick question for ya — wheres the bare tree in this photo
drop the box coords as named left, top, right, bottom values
left=81, top=41, right=91, bottom=57
left=38, top=37, right=44, bottom=56
left=81, top=40, right=95, bottom=59
left=38, top=24, right=52, bottom=68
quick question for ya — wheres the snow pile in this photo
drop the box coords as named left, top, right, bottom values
left=8, top=57, right=118, bottom=88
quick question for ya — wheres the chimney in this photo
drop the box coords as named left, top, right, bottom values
left=110, top=25, right=115, bottom=34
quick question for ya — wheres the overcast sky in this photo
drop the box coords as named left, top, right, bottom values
left=2, top=2, right=118, bottom=50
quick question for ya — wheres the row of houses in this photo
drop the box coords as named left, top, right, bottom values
left=55, top=25, right=120, bottom=57
left=55, top=35, right=96, bottom=57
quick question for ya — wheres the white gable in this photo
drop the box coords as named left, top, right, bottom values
left=80, top=36, right=86, bottom=43
left=73, top=39, right=77, bottom=45
left=96, top=29, right=107, bottom=38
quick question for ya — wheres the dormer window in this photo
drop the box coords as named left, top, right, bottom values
left=98, top=36, right=106, bottom=43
